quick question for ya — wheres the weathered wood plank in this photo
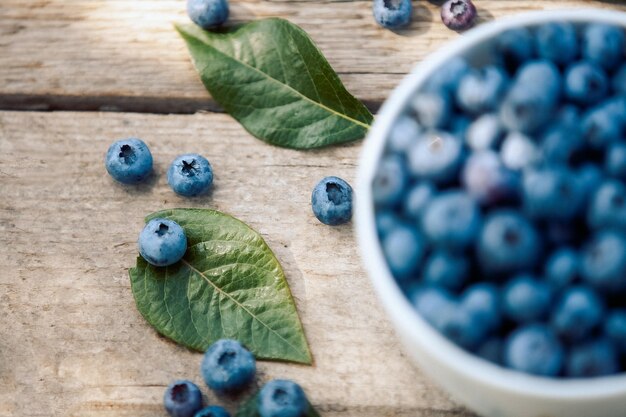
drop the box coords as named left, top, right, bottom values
left=1, top=0, right=625, bottom=113
left=0, top=110, right=475, bottom=417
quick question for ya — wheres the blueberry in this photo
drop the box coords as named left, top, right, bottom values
left=411, top=286, right=455, bottom=328
left=258, top=379, right=308, bottom=417
left=477, top=210, right=541, bottom=275
left=105, top=138, right=153, bottom=184
left=375, top=210, right=402, bottom=238
left=564, top=62, right=608, bottom=105
left=576, top=164, right=604, bottom=197
left=551, top=286, right=604, bottom=342
left=373, top=155, right=408, bottom=207
left=462, top=151, right=519, bottom=206
left=410, top=92, right=451, bottom=129
left=495, top=28, right=535, bottom=74
left=500, top=132, right=540, bottom=170
left=311, top=176, right=353, bottom=226
left=450, top=116, right=472, bottom=142
left=372, top=0, right=412, bottom=29
left=403, top=181, right=435, bottom=219
left=588, top=180, right=626, bottom=232
left=387, top=115, right=421, bottom=153
left=422, top=250, right=469, bottom=291
left=164, top=380, right=203, bottom=417
left=580, top=232, right=626, bottom=292
left=540, top=122, right=583, bottom=165
left=545, top=248, right=580, bottom=289
left=466, top=114, right=504, bottom=151
left=505, top=325, right=564, bottom=376
left=138, top=218, right=187, bottom=267
left=566, top=339, right=620, bottom=378
left=461, top=283, right=501, bottom=332
left=581, top=104, right=623, bottom=149
left=425, top=57, right=470, bottom=94
left=456, top=66, right=509, bottom=115
left=201, top=339, right=256, bottom=392
left=187, top=0, right=228, bottom=29
left=612, top=64, right=626, bottom=94
left=522, top=167, right=584, bottom=221
left=503, top=275, right=552, bottom=323
left=194, top=406, right=231, bottom=417
left=421, top=191, right=482, bottom=250
left=605, top=310, right=626, bottom=353
left=168, top=154, right=214, bottom=197
left=382, top=224, right=425, bottom=279
left=477, top=337, right=504, bottom=364
left=606, top=142, right=626, bottom=180
left=440, top=0, right=477, bottom=31
left=535, top=22, right=579, bottom=66
left=406, top=131, right=464, bottom=184
left=438, top=305, right=488, bottom=350
left=583, top=24, right=625, bottom=71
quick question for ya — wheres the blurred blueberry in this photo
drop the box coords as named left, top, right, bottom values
left=187, top=0, right=229, bottom=29
left=580, top=231, right=626, bottom=292
left=581, top=100, right=624, bottom=150
left=605, top=310, right=626, bottom=353
left=407, top=131, right=464, bottom=184
left=403, top=182, right=435, bottom=219
left=311, top=176, right=353, bottom=226
left=421, top=191, right=482, bottom=250
left=477, top=337, right=504, bottom=364
left=375, top=211, right=402, bottom=238
left=373, top=155, right=408, bottom=207
left=388, top=115, right=421, bottom=153
left=545, top=248, right=580, bottom=289
left=551, top=286, right=604, bottom=342
left=576, top=164, right=604, bottom=198
left=411, top=286, right=456, bottom=328
left=495, top=28, right=535, bottom=74
left=606, top=142, right=626, bottom=180
left=583, top=24, right=625, bottom=71
left=425, top=56, right=470, bottom=94
left=522, top=167, right=584, bottom=221
left=500, top=132, right=539, bottom=171
left=440, top=0, right=477, bottom=31
left=612, top=64, right=626, bottom=94
left=536, top=22, right=579, bottom=66
left=566, top=339, right=620, bottom=378
left=588, top=180, right=626, bottom=232
left=164, top=380, right=203, bottom=417
left=503, top=275, right=552, bottom=323
left=504, top=324, right=564, bottom=377
left=556, top=104, right=581, bottom=127
left=450, top=115, right=472, bottom=142
left=372, top=0, right=412, bottom=29
left=422, top=250, right=469, bottom=291
left=564, top=61, right=609, bottom=105
left=466, top=113, right=505, bottom=151
left=382, top=224, right=425, bottom=280
left=411, top=92, right=452, bottom=129
left=456, top=66, right=509, bottom=115
left=461, top=283, right=501, bottom=332
left=462, top=151, right=519, bottom=206
left=540, top=122, right=584, bottom=165
left=438, top=306, right=488, bottom=350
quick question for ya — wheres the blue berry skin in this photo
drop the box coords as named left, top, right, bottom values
left=612, top=64, right=626, bottom=94
left=411, top=286, right=455, bottom=328
left=382, top=224, right=425, bottom=280
left=201, top=339, right=256, bottom=393
left=583, top=24, right=625, bottom=71
left=194, top=406, right=231, bottom=417
left=421, top=191, right=482, bottom=250
left=477, top=337, right=504, bottom=364
left=372, top=0, right=412, bottom=29
left=581, top=104, right=623, bottom=149
left=438, top=306, right=488, bottom=350
left=164, top=380, right=203, bottom=417
left=522, top=167, right=584, bottom=221
left=375, top=211, right=402, bottom=238
left=566, top=339, right=620, bottom=378
left=503, top=275, right=552, bottom=323
left=105, top=138, right=153, bottom=184
left=477, top=211, right=541, bottom=275
left=138, top=218, right=187, bottom=267
left=588, top=180, right=626, bottom=232
left=403, top=182, right=435, bottom=219
left=187, top=0, right=228, bottom=29
left=411, top=92, right=451, bottom=129
left=258, top=379, right=308, bottom=417
left=461, top=283, right=501, bottom=332
left=373, top=155, right=408, bottom=207
left=425, top=57, right=470, bottom=94
left=422, top=250, right=469, bottom=291
left=407, top=131, right=464, bottom=184
left=564, top=62, right=609, bottom=105
left=606, top=143, right=626, bottom=180
left=551, top=286, right=604, bottom=342
left=311, top=176, right=353, bottom=226
left=462, top=151, right=519, bottom=206
left=500, top=132, right=539, bottom=171
left=456, top=66, right=509, bottom=115
left=505, top=325, right=564, bottom=377
left=466, top=114, right=504, bottom=151
left=168, top=154, right=214, bottom=197
left=387, top=116, right=421, bottom=153
left=540, top=122, right=583, bottom=165
left=580, top=232, right=626, bottom=292
left=545, top=248, right=580, bottom=289
left=605, top=310, right=626, bottom=353
left=536, top=22, right=579, bottom=66
left=495, top=28, right=535, bottom=74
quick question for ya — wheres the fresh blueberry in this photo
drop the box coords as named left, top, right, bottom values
left=566, top=339, right=620, bottom=378
left=495, top=28, right=535, bottom=74
left=576, top=164, right=604, bottom=198
left=201, top=339, right=256, bottom=393
left=375, top=210, right=402, bottom=238
left=403, top=181, right=435, bottom=218
left=535, top=22, right=579, bottom=66
left=612, top=64, right=626, bottom=94
left=425, top=56, right=470, bottom=94
left=138, top=218, right=187, bottom=267
left=164, top=380, right=203, bottom=417
left=540, top=121, right=583, bottom=165
left=258, top=379, right=308, bottom=417
left=438, top=306, right=488, bottom=350
left=477, top=210, right=541, bottom=275
left=440, top=0, right=477, bottom=31
left=187, top=0, right=229, bottom=29
left=422, top=250, right=469, bottom=291
left=500, top=132, right=540, bottom=171
left=461, top=283, right=501, bottom=332
left=606, top=142, right=626, bottom=180
left=105, top=138, right=153, bottom=184
left=466, top=113, right=505, bottom=151
left=168, top=153, right=214, bottom=197
left=581, top=103, right=623, bottom=149
left=545, top=248, right=580, bottom=289
left=194, top=406, right=231, bottom=417
left=477, top=337, right=504, bottom=364
left=551, top=286, right=604, bottom=342
left=387, top=115, right=421, bottom=153
left=406, top=131, right=464, bottom=184
left=382, top=224, right=425, bottom=280
left=580, top=232, right=626, bottom=292
left=556, top=104, right=581, bottom=127
left=588, top=180, right=626, bottom=232
left=583, top=24, right=625, bottom=71
left=503, top=275, right=552, bottom=323
left=456, top=66, right=509, bottom=115
left=504, top=324, right=564, bottom=377
left=410, top=92, right=451, bottom=129
left=462, top=151, right=519, bottom=206
left=311, top=176, right=353, bottom=226
left=373, top=155, right=408, bottom=207
left=421, top=191, right=482, bottom=250
left=372, top=0, right=412, bottom=29
left=605, top=310, right=626, bottom=353
left=411, top=286, right=455, bottom=328
left=522, top=167, right=584, bottom=221
left=564, top=61, right=608, bottom=105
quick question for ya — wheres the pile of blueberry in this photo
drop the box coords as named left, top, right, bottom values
left=163, top=339, right=312, bottom=417
left=373, top=21, right=626, bottom=378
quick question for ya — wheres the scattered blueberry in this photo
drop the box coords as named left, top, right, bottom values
left=138, top=218, right=187, bottom=267
left=168, top=153, right=214, bottom=197
left=551, top=286, right=604, bottom=342
left=258, top=379, right=308, bottom=417
left=406, top=131, right=464, bottom=184
left=583, top=24, right=625, bottom=71
left=421, top=191, right=482, bottom=250
left=201, top=339, right=256, bottom=392
left=311, top=176, right=353, bottom=226
left=503, top=275, right=552, bottom=323
left=382, top=224, right=425, bottom=279
left=194, top=406, right=231, bottom=417
left=105, top=138, right=153, bottom=184
left=372, top=0, right=412, bottom=29
left=566, top=339, right=620, bottom=377
left=164, top=380, right=203, bottom=417
left=456, top=66, right=509, bottom=115
left=504, top=325, right=564, bottom=377
left=187, top=0, right=229, bottom=29
left=373, top=155, right=407, bottom=207
left=440, top=0, right=477, bottom=31
left=535, top=22, right=579, bottom=66
left=422, top=250, right=469, bottom=291
left=580, top=232, right=626, bottom=292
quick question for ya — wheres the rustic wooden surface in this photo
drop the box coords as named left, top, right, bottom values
left=2, top=1, right=626, bottom=416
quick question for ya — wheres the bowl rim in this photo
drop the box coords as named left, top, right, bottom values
left=356, top=8, right=626, bottom=399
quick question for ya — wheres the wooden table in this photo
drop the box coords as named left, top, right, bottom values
left=2, top=1, right=625, bottom=416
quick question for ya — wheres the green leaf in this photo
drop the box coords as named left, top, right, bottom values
left=129, top=208, right=312, bottom=364
left=176, top=18, right=373, bottom=149
left=236, top=392, right=320, bottom=417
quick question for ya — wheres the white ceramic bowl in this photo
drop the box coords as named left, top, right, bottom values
left=356, top=9, right=626, bottom=417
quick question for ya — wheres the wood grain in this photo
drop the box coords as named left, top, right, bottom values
left=1, top=0, right=626, bottom=113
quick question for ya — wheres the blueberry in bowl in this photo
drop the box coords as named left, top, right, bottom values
left=356, top=10, right=626, bottom=417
